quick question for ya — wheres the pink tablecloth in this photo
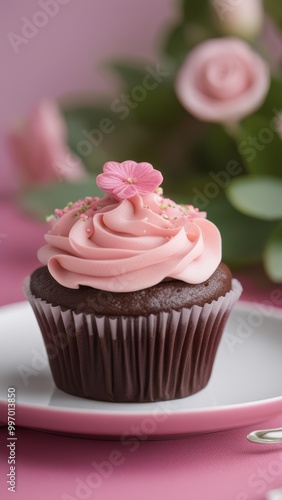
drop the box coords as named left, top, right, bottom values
left=1, top=198, right=282, bottom=500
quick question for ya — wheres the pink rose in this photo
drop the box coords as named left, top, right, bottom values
left=7, top=101, right=86, bottom=187
left=175, top=38, right=270, bottom=123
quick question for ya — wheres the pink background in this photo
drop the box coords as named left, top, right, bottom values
left=0, top=0, right=174, bottom=193
left=0, top=0, right=174, bottom=127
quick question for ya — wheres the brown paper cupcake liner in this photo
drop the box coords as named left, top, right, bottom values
left=24, top=278, right=242, bottom=402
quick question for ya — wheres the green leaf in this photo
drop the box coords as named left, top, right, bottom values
left=264, top=222, right=282, bottom=282
left=102, top=60, right=149, bottom=89
left=99, top=59, right=184, bottom=129
left=102, top=59, right=172, bottom=92
left=163, top=21, right=214, bottom=62
left=92, top=118, right=151, bottom=162
left=62, top=104, right=120, bottom=173
left=18, top=176, right=102, bottom=220
left=193, top=123, right=244, bottom=175
left=264, top=0, right=282, bottom=31
left=258, top=75, right=282, bottom=117
left=134, top=81, right=184, bottom=130
left=182, top=0, right=213, bottom=25
left=227, top=176, right=282, bottom=220
left=162, top=0, right=220, bottom=62
left=171, top=178, right=275, bottom=266
left=63, top=104, right=113, bottom=127
left=162, top=23, right=191, bottom=62
left=237, top=114, right=282, bottom=177
left=203, top=193, right=275, bottom=266
left=63, top=100, right=168, bottom=173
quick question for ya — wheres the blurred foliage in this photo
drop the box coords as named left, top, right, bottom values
left=19, top=177, right=102, bottom=219
left=21, top=0, right=282, bottom=282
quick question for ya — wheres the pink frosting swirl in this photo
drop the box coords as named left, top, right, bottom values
left=38, top=192, right=221, bottom=292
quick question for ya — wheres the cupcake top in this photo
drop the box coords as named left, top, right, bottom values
left=38, top=160, right=221, bottom=292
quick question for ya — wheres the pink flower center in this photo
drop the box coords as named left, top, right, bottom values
left=124, top=177, right=137, bottom=184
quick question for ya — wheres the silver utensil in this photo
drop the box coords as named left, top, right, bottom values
left=266, top=487, right=282, bottom=500
left=247, top=427, right=282, bottom=444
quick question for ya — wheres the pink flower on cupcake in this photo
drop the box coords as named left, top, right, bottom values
left=175, top=38, right=270, bottom=123
left=96, top=160, right=163, bottom=200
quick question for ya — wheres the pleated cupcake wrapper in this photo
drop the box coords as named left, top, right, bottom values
left=24, top=278, right=242, bottom=402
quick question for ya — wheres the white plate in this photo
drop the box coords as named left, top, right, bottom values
left=1, top=301, right=282, bottom=439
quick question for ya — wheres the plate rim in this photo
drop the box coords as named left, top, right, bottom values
left=1, top=391, right=282, bottom=415
left=1, top=299, right=282, bottom=436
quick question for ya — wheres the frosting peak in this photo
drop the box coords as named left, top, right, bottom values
left=38, top=161, right=221, bottom=291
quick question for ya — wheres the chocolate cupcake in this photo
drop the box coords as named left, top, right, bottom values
left=24, top=160, right=242, bottom=402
